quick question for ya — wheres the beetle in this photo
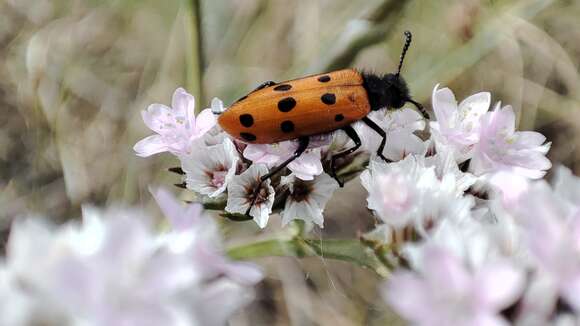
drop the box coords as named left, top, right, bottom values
left=217, top=31, right=428, bottom=214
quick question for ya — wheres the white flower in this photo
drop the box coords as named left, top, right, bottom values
left=360, top=155, right=470, bottom=230
left=279, top=173, right=339, bottom=228
left=134, top=88, right=216, bottom=157
left=225, top=164, right=275, bottom=228
left=243, top=141, right=323, bottom=181
left=513, top=179, right=580, bottom=312
left=384, top=245, right=525, bottom=326
left=0, top=268, right=35, bottom=326
left=356, top=108, right=426, bottom=161
left=470, top=104, right=551, bottom=179
left=430, top=85, right=491, bottom=163
left=1, top=189, right=262, bottom=326
left=180, top=138, right=239, bottom=198
left=424, top=143, right=477, bottom=194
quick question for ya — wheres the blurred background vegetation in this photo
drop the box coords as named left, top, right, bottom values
left=0, top=0, right=579, bottom=324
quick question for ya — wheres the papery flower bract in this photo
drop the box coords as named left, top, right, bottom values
left=225, top=164, right=275, bottom=228
left=209, top=97, right=226, bottom=115
left=356, top=108, right=426, bottom=161
left=243, top=141, right=323, bottom=180
left=180, top=138, right=239, bottom=198
left=279, top=173, right=338, bottom=228
left=384, top=246, right=524, bottom=326
left=361, top=155, right=468, bottom=230
left=2, top=190, right=262, bottom=326
left=430, top=85, right=491, bottom=163
left=134, top=88, right=216, bottom=157
left=470, top=104, right=551, bottom=179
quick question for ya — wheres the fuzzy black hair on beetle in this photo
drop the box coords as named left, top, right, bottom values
left=361, top=31, right=429, bottom=119
left=362, top=72, right=410, bottom=111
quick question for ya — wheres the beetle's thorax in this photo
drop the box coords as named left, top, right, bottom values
left=361, top=72, right=410, bottom=111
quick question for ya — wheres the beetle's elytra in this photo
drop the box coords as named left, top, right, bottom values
left=218, top=69, right=371, bottom=144
left=216, top=31, right=429, bottom=215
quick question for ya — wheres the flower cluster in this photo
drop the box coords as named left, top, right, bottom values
left=0, top=188, right=262, bottom=326
left=377, top=165, right=580, bottom=325
left=355, top=87, right=571, bottom=324
left=134, top=88, right=428, bottom=228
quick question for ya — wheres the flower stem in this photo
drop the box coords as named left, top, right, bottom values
left=227, top=237, right=390, bottom=277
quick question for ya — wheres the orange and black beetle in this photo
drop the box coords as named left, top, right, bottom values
left=217, top=31, right=428, bottom=214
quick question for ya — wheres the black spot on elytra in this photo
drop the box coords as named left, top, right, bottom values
left=273, top=84, right=292, bottom=91
left=280, top=120, right=295, bottom=133
left=321, top=93, right=336, bottom=105
left=239, top=114, right=254, bottom=127
left=318, top=75, right=331, bottom=82
left=278, top=97, right=296, bottom=112
left=334, top=114, right=344, bottom=122
left=240, top=132, right=256, bottom=142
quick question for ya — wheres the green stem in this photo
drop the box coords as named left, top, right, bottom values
left=227, top=238, right=390, bottom=277
left=184, top=0, right=204, bottom=108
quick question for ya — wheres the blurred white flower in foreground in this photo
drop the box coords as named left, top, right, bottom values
left=470, top=104, right=551, bottom=179
left=180, top=138, right=239, bottom=198
left=0, top=188, right=262, bottom=326
left=225, top=164, right=275, bottom=228
left=384, top=245, right=524, bottom=326
left=134, top=88, right=216, bottom=157
left=430, top=85, right=491, bottom=163
left=280, top=173, right=339, bottom=228
left=511, top=174, right=580, bottom=313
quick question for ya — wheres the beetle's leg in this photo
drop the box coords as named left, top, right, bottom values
left=408, top=99, right=430, bottom=120
left=330, top=126, right=361, bottom=187
left=245, top=136, right=310, bottom=216
left=361, top=117, right=392, bottom=163
left=252, top=81, right=277, bottom=92
left=168, top=167, right=184, bottom=175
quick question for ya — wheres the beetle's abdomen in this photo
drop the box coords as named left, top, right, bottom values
left=218, top=69, right=371, bottom=144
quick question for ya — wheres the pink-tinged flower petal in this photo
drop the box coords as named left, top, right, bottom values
left=194, top=108, right=217, bottom=136
left=563, top=275, right=580, bottom=311
left=423, top=246, right=470, bottom=294
left=171, top=87, right=196, bottom=125
left=512, top=131, right=547, bottom=148
left=394, top=108, right=426, bottom=131
left=141, top=104, right=172, bottom=134
left=432, top=85, right=458, bottom=129
left=485, top=105, right=515, bottom=136
left=470, top=314, right=510, bottom=326
left=149, top=187, right=203, bottom=231
left=383, top=130, right=426, bottom=161
left=475, top=262, right=524, bottom=310
left=383, top=272, right=431, bottom=321
left=488, top=171, right=530, bottom=207
left=458, top=92, right=491, bottom=124
left=133, top=135, right=169, bottom=157
left=288, top=151, right=323, bottom=180
left=243, top=144, right=282, bottom=166
left=220, top=261, right=264, bottom=285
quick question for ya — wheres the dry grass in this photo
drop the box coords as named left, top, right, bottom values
left=0, top=0, right=579, bottom=324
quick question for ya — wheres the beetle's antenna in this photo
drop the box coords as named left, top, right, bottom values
left=396, top=31, right=413, bottom=77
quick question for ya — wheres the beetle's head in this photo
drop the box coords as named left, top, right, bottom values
left=362, top=31, right=429, bottom=119
left=363, top=72, right=410, bottom=111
